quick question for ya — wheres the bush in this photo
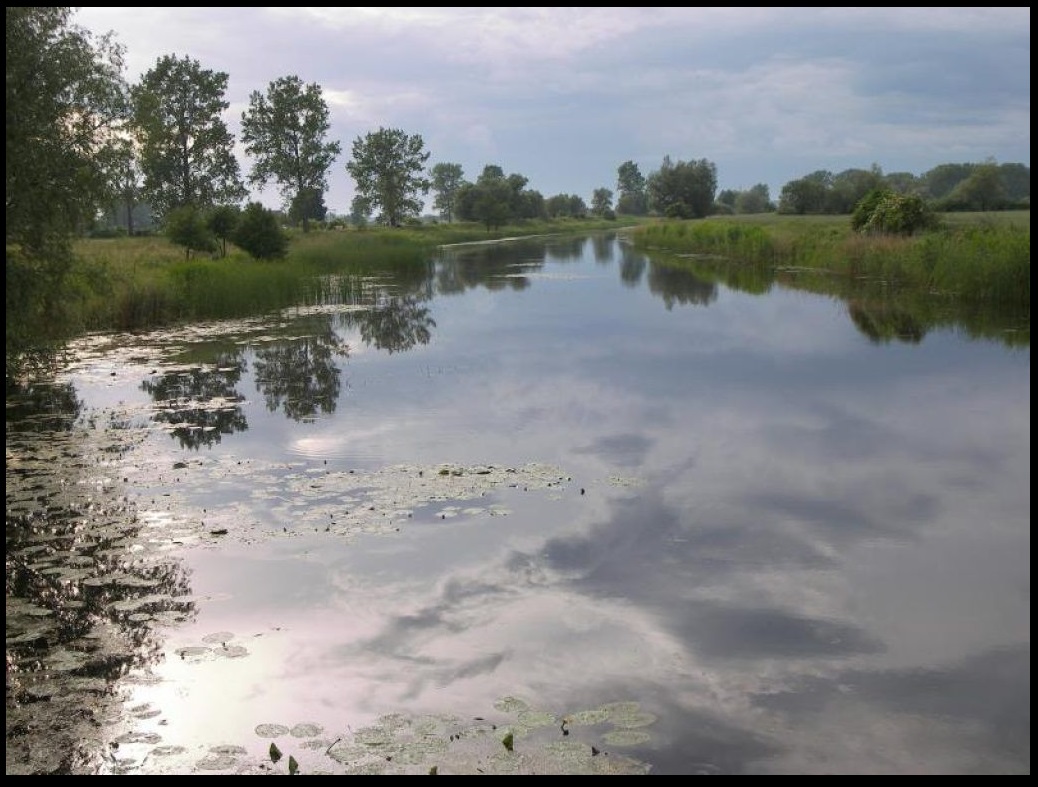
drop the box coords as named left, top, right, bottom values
left=851, top=190, right=938, bottom=236
left=233, top=202, right=289, bottom=260
left=165, top=205, right=217, bottom=259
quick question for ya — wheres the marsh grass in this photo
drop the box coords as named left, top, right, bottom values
left=60, top=212, right=1027, bottom=338
left=633, top=211, right=1030, bottom=308
left=64, top=217, right=629, bottom=334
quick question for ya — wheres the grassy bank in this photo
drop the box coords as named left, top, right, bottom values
left=629, top=211, right=1030, bottom=308
left=67, top=216, right=635, bottom=334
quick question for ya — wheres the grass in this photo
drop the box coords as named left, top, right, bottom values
left=628, top=211, right=1029, bottom=348
left=67, top=216, right=636, bottom=333
left=10, top=209, right=1029, bottom=376
left=630, top=211, right=1030, bottom=308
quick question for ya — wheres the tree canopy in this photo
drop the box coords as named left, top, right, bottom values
left=241, top=75, right=340, bottom=232
left=646, top=156, right=717, bottom=219
left=6, top=6, right=129, bottom=371
left=430, top=162, right=465, bottom=222
left=345, top=127, right=430, bottom=226
left=132, top=53, right=245, bottom=218
left=616, top=160, right=648, bottom=215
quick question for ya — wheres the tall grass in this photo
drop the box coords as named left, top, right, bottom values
left=65, top=216, right=634, bottom=334
left=632, top=212, right=1030, bottom=308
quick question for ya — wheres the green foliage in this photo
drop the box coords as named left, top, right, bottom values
left=852, top=190, right=938, bottom=236
left=616, top=161, right=648, bottom=215
left=6, top=7, right=129, bottom=375
left=777, top=170, right=832, bottom=214
left=591, top=188, right=614, bottom=217
left=269, top=742, right=282, bottom=763
left=943, top=161, right=1007, bottom=212
left=826, top=166, right=885, bottom=213
left=733, top=184, right=773, bottom=214
left=455, top=165, right=546, bottom=229
left=545, top=194, right=588, bottom=219
left=633, top=213, right=1028, bottom=321
left=779, top=161, right=1028, bottom=216
left=345, top=127, right=431, bottom=227
left=288, top=187, right=328, bottom=228
left=430, top=162, right=465, bottom=222
left=165, top=205, right=217, bottom=259
left=646, top=156, right=717, bottom=218
left=850, top=189, right=890, bottom=232
left=233, top=202, right=289, bottom=260
left=240, top=75, right=340, bottom=233
left=132, top=54, right=245, bottom=218
left=207, top=205, right=241, bottom=257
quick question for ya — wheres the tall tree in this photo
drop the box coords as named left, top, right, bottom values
left=616, top=160, right=648, bottom=215
left=345, top=127, right=430, bottom=227
left=591, top=187, right=614, bottom=217
left=240, top=75, right=340, bottom=232
left=456, top=168, right=512, bottom=231
left=733, top=183, right=773, bottom=214
left=646, top=156, right=717, bottom=218
left=6, top=7, right=129, bottom=372
left=132, top=54, right=245, bottom=218
left=430, top=162, right=464, bottom=222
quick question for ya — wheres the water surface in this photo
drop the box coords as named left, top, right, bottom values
left=6, top=232, right=1030, bottom=774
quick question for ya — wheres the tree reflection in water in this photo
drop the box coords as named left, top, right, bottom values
left=140, top=350, right=248, bottom=449
left=253, top=321, right=350, bottom=421
left=7, top=381, right=197, bottom=774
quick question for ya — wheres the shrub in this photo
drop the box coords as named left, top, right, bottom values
left=233, top=202, right=289, bottom=260
left=165, top=205, right=217, bottom=259
left=851, top=190, right=938, bottom=236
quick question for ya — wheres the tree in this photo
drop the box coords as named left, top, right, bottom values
left=616, top=160, right=648, bottom=215
left=132, top=54, right=245, bottom=219
left=430, top=162, right=464, bottom=222
left=827, top=166, right=884, bottom=213
left=6, top=7, right=129, bottom=372
left=288, top=187, right=327, bottom=227
left=107, top=137, right=146, bottom=235
left=947, top=160, right=1007, bottom=211
left=777, top=170, right=832, bottom=215
left=207, top=204, right=240, bottom=257
left=165, top=205, right=216, bottom=259
left=545, top=194, right=588, bottom=219
left=344, top=127, right=430, bottom=227
left=233, top=202, right=289, bottom=259
left=734, top=183, right=773, bottom=214
left=349, top=194, right=371, bottom=228
left=240, top=75, right=340, bottom=233
left=591, top=188, right=614, bottom=217
left=646, top=156, right=717, bottom=218
left=456, top=169, right=513, bottom=231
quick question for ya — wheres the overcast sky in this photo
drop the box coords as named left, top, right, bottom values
left=74, top=6, right=1030, bottom=216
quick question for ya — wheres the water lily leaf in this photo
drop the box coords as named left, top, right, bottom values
left=256, top=723, right=290, bottom=738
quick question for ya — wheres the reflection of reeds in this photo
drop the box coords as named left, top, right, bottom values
left=634, top=212, right=1030, bottom=309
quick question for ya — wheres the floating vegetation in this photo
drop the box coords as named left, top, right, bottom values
left=256, top=723, right=291, bottom=738
left=144, top=697, right=658, bottom=775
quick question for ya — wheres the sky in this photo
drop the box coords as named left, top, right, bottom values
left=73, top=7, right=1030, bottom=216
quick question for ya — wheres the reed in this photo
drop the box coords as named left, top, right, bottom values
left=65, top=217, right=635, bottom=334
left=632, top=212, right=1030, bottom=308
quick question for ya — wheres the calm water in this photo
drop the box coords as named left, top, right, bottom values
left=6, top=232, right=1030, bottom=774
